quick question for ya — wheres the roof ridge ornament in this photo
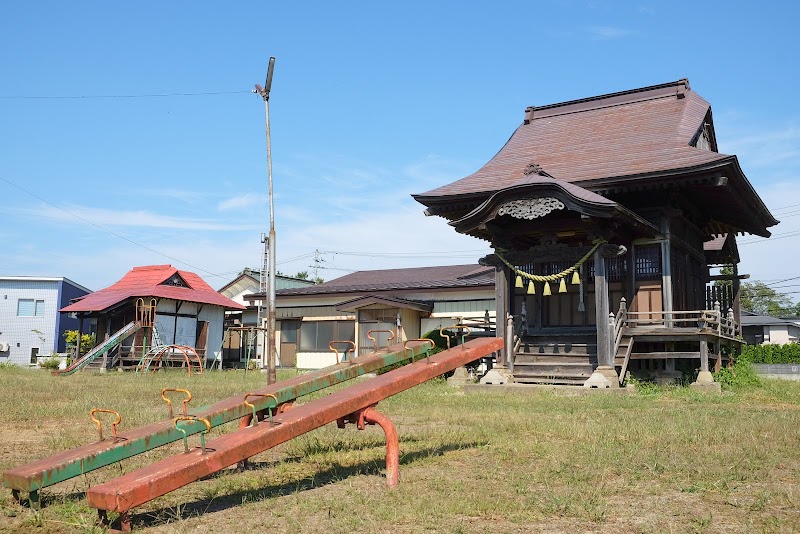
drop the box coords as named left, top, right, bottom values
left=523, top=163, right=543, bottom=176
left=522, top=162, right=554, bottom=178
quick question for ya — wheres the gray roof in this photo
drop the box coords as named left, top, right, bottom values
left=247, top=264, right=494, bottom=299
left=740, top=314, right=800, bottom=327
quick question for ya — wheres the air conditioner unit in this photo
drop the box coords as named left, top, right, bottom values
left=0, top=342, right=9, bottom=352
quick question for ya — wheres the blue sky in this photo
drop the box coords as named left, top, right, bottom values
left=1, top=1, right=799, bottom=297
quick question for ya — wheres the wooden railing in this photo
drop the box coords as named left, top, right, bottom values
left=612, top=299, right=628, bottom=358
left=615, top=300, right=739, bottom=340
left=505, top=313, right=527, bottom=374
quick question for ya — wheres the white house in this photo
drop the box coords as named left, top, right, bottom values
left=217, top=269, right=316, bottom=367
left=741, top=311, right=800, bottom=345
left=246, top=264, right=496, bottom=369
left=0, top=276, right=92, bottom=367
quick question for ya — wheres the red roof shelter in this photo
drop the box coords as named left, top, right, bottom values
left=60, top=265, right=244, bottom=371
left=62, top=265, right=245, bottom=313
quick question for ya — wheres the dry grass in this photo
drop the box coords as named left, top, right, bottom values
left=0, top=366, right=799, bottom=533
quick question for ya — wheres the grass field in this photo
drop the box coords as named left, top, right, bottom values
left=0, top=365, right=798, bottom=533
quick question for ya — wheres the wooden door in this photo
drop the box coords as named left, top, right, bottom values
left=195, top=321, right=209, bottom=359
left=631, top=282, right=663, bottom=321
left=222, top=329, right=241, bottom=366
left=279, top=320, right=299, bottom=367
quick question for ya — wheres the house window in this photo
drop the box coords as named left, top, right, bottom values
left=161, top=273, right=189, bottom=288
left=359, top=309, right=400, bottom=323
left=30, top=347, right=39, bottom=364
left=299, top=321, right=355, bottom=352
left=17, top=299, right=45, bottom=317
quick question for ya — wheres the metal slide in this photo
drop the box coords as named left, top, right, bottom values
left=87, top=337, right=503, bottom=532
left=3, top=340, right=437, bottom=505
left=56, top=321, right=142, bottom=376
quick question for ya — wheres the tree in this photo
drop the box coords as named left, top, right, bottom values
left=715, top=265, right=799, bottom=317
left=63, top=330, right=96, bottom=354
left=739, top=281, right=800, bottom=317
left=714, top=265, right=734, bottom=289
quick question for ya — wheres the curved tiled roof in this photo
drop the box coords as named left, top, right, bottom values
left=414, top=79, right=777, bottom=237
left=416, top=81, right=725, bottom=200
left=61, top=265, right=246, bottom=312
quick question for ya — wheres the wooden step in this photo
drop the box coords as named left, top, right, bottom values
left=513, top=360, right=593, bottom=386
left=514, top=354, right=596, bottom=365
left=513, top=361, right=593, bottom=373
left=517, top=343, right=596, bottom=356
left=514, top=376, right=588, bottom=386
left=628, top=351, right=701, bottom=360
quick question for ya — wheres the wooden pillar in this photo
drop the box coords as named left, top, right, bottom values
left=699, top=340, right=709, bottom=372
left=173, top=301, right=180, bottom=345
left=661, top=245, right=673, bottom=325
left=584, top=248, right=619, bottom=387
left=732, top=263, right=741, bottom=326
left=353, top=317, right=361, bottom=357
left=495, top=267, right=508, bottom=366
left=626, top=243, right=636, bottom=307
left=694, top=339, right=714, bottom=384
left=660, top=216, right=673, bottom=329
left=75, top=316, right=84, bottom=361
left=594, top=250, right=612, bottom=367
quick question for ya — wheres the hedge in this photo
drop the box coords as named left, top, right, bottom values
left=740, top=343, right=800, bottom=364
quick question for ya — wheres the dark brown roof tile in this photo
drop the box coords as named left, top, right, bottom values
left=415, top=81, right=726, bottom=200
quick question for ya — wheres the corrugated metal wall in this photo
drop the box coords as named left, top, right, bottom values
left=0, top=280, right=60, bottom=366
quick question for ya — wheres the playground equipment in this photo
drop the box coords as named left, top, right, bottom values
left=2, top=339, right=441, bottom=509
left=58, top=299, right=159, bottom=375
left=136, top=345, right=203, bottom=375
left=88, top=336, right=502, bottom=531
left=210, top=326, right=268, bottom=371
left=4, top=337, right=502, bottom=532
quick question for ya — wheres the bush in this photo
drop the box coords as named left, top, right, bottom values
left=421, top=329, right=457, bottom=350
left=39, top=357, right=62, bottom=371
left=740, top=343, right=800, bottom=364
left=714, top=358, right=762, bottom=389
left=376, top=345, right=442, bottom=375
left=63, top=330, right=96, bottom=354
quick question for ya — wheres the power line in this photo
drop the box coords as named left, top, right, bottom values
left=0, top=175, right=224, bottom=278
left=768, top=283, right=800, bottom=290
left=769, top=208, right=800, bottom=218
left=277, top=252, right=315, bottom=265
left=739, top=229, right=800, bottom=245
left=316, top=256, right=357, bottom=273
left=768, top=274, right=800, bottom=285
left=322, top=249, right=490, bottom=259
left=0, top=90, right=250, bottom=100
left=771, top=202, right=800, bottom=212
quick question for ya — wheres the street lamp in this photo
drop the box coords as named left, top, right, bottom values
left=254, top=57, right=277, bottom=384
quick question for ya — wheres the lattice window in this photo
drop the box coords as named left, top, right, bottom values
left=635, top=245, right=662, bottom=280
left=514, top=264, right=535, bottom=276
left=585, top=258, right=626, bottom=281
left=541, top=261, right=572, bottom=276
left=608, top=256, right=627, bottom=281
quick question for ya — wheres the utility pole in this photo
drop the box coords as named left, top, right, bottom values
left=257, top=233, right=268, bottom=364
left=254, top=57, right=277, bottom=385
left=312, top=249, right=321, bottom=282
